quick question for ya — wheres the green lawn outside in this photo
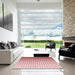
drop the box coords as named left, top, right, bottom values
left=21, top=42, right=63, bottom=48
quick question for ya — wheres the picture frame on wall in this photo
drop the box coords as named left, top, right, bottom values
left=0, top=1, right=3, bottom=27
left=0, top=1, right=13, bottom=31
left=4, top=4, right=13, bottom=31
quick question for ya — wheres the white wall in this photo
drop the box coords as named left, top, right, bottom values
left=0, top=0, right=18, bottom=42
left=0, top=27, right=17, bottom=42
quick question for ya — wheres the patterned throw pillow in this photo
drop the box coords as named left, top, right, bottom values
left=0, top=42, right=8, bottom=49
left=10, top=42, right=18, bottom=48
left=7, top=43, right=11, bottom=49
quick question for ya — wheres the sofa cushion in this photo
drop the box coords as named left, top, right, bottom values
left=0, top=42, right=8, bottom=49
left=10, top=42, right=18, bottom=48
left=7, top=43, right=11, bottom=49
left=68, top=44, right=75, bottom=53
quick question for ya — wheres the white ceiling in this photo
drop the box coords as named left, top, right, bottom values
left=15, top=0, right=62, bottom=9
left=3, top=0, right=62, bottom=10
left=16, top=0, right=61, bottom=3
left=18, top=3, right=62, bottom=9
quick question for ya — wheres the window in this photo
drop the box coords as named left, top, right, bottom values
left=19, top=10, right=63, bottom=40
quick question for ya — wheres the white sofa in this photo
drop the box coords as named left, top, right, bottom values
left=0, top=46, right=24, bottom=64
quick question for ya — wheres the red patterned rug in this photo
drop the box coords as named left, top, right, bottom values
left=14, top=57, right=62, bottom=69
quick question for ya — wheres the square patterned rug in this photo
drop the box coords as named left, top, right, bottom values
left=14, top=57, right=62, bottom=69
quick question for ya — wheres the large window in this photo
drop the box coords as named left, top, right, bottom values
left=19, top=10, right=63, bottom=40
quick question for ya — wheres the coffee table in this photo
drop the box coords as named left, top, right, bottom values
left=34, top=49, right=49, bottom=57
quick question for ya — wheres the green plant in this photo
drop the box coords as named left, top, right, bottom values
left=21, top=40, right=63, bottom=48
left=25, top=45, right=31, bottom=48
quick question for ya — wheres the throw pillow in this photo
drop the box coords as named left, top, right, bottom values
left=0, top=42, right=8, bottom=49
left=7, top=43, right=11, bottom=49
left=10, top=42, right=18, bottom=48
left=0, top=42, right=2, bottom=49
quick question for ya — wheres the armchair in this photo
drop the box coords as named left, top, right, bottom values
left=59, top=44, right=75, bottom=60
left=45, top=41, right=56, bottom=51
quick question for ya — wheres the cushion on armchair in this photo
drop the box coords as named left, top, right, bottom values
left=68, top=44, right=75, bottom=53
left=50, top=42, right=55, bottom=48
left=46, top=41, right=56, bottom=50
left=68, top=44, right=75, bottom=48
left=59, top=44, right=75, bottom=60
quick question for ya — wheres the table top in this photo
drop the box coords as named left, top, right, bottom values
left=34, top=49, right=49, bottom=54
